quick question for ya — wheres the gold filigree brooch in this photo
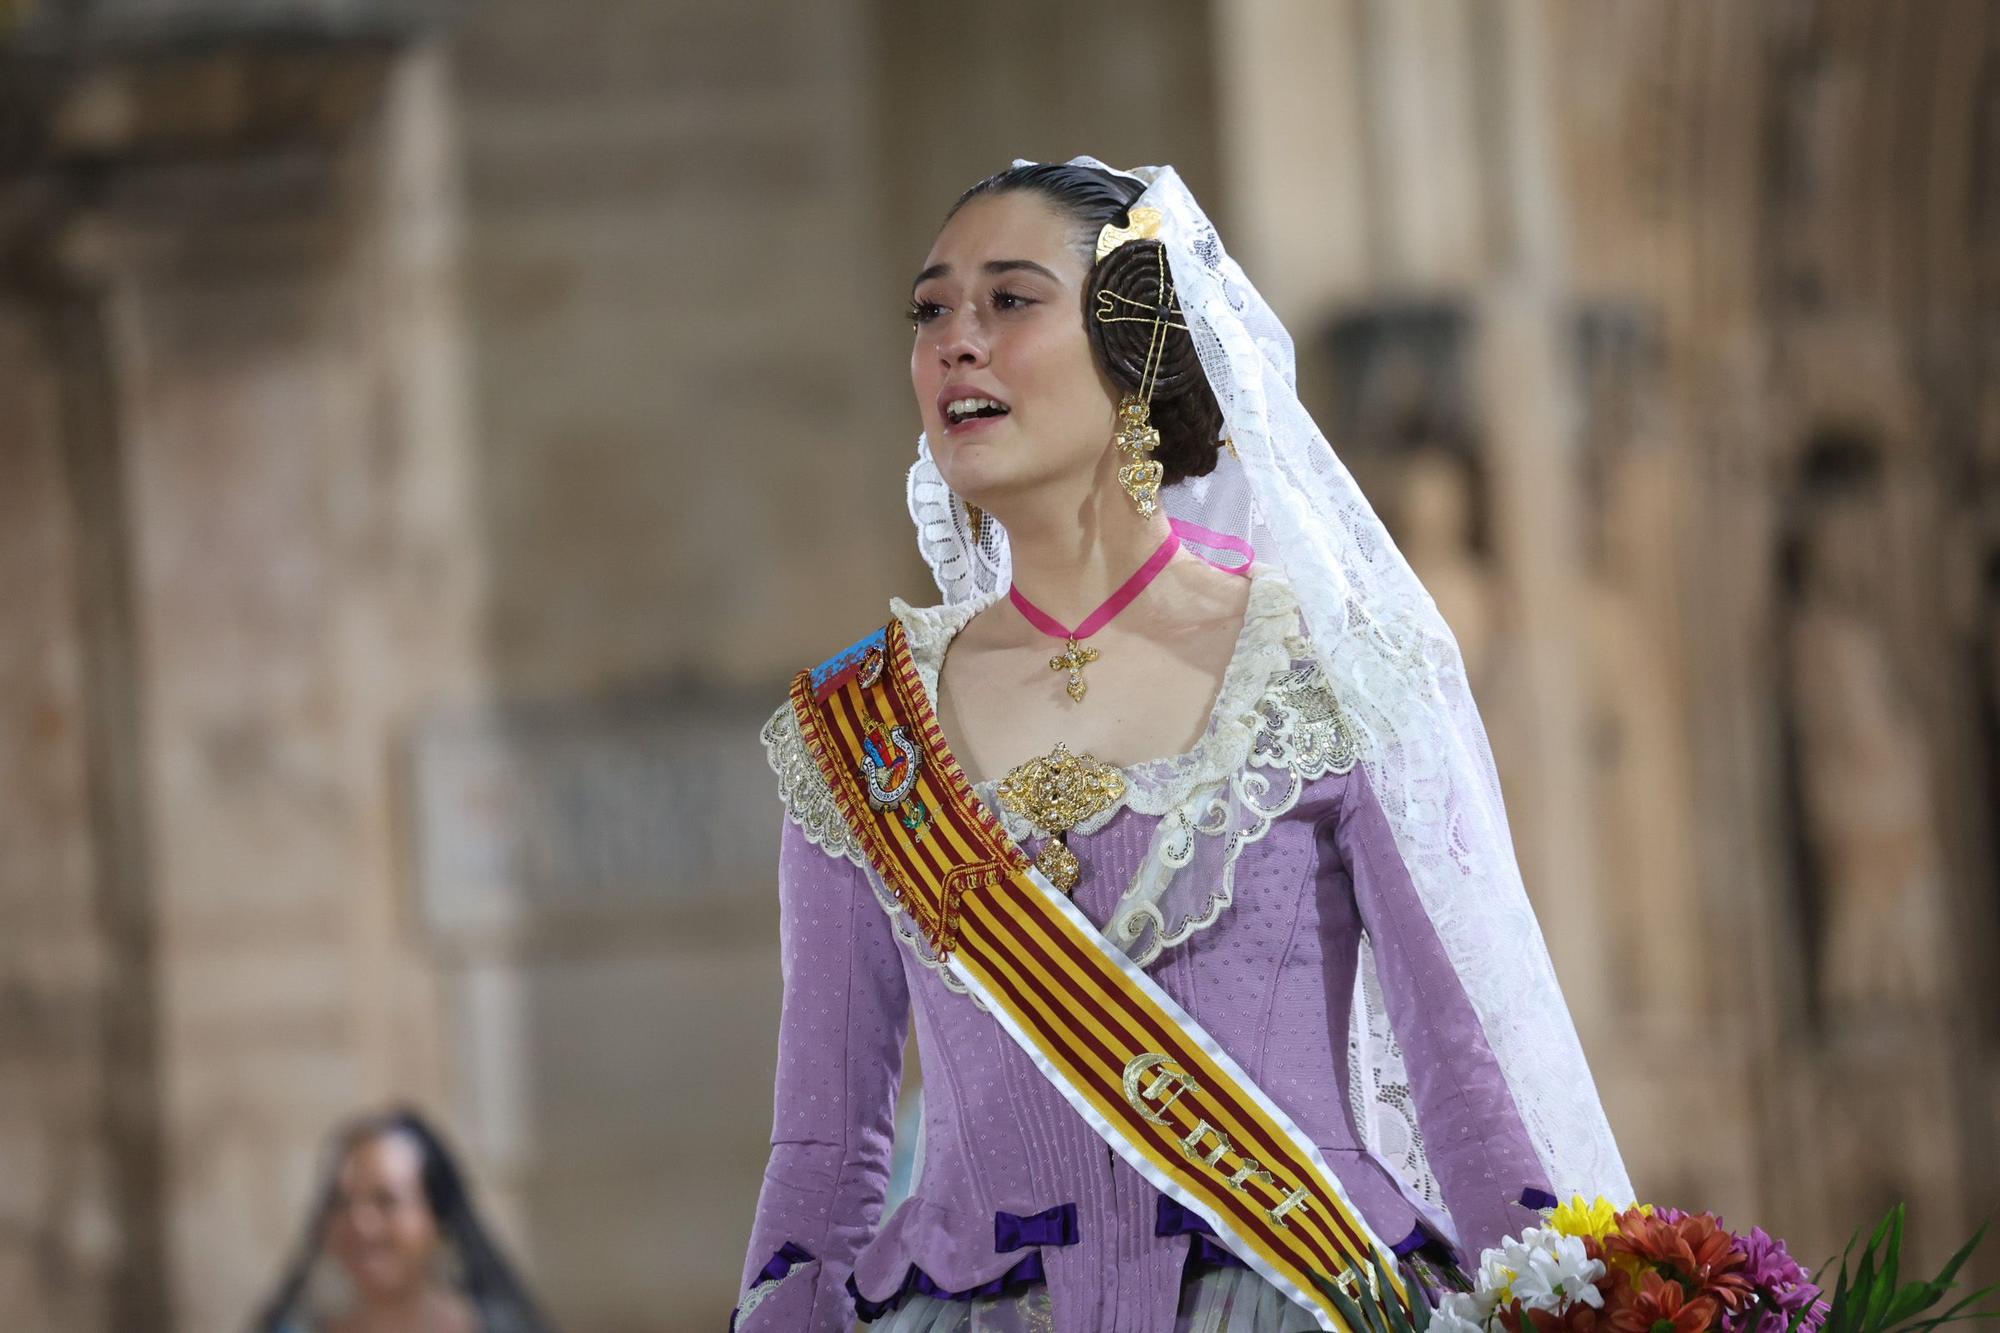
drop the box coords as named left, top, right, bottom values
left=994, top=742, right=1127, bottom=893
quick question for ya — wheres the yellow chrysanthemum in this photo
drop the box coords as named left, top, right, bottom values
left=1548, top=1194, right=1624, bottom=1243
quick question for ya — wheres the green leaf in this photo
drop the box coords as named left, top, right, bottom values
left=1371, top=1252, right=1418, bottom=1333
left=1307, top=1255, right=1441, bottom=1333
left=1879, top=1280, right=1945, bottom=1328
left=1883, top=1205, right=1907, bottom=1303
left=1904, top=1281, right=2000, bottom=1333
left=1820, top=1207, right=1997, bottom=1333
left=1320, top=1278, right=1377, bottom=1333
left=1832, top=1224, right=1864, bottom=1328
left=1925, top=1221, right=1990, bottom=1297
left=1829, top=1227, right=1861, bottom=1333
left=1403, top=1263, right=1433, bottom=1333
left=1312, top=1270, right=1388, bottom=1333
left=1862, top=1205, right=1905, bottom=1330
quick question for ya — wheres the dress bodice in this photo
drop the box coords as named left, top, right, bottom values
left=736, top=577, right=1549, bottom=1332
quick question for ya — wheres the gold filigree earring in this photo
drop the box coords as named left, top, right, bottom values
left=1091, top=223, right=1182, bottom=521
left=1114, top=394, right=1164, bottom=518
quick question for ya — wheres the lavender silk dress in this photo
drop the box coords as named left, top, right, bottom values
left=735, top=576, right=1549, bottom=1332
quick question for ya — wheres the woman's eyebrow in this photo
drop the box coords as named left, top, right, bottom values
left=911, top=258, right=1063, bottom=294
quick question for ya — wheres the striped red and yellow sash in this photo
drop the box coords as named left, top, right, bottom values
left=790, top=620, right=1408, bottom=1331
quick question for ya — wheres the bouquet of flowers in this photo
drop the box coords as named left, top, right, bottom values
left=1307, top=1200, right=1991, bottom=1333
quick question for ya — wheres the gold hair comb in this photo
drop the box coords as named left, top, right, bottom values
left=1094, top=206, right=1164, bottom=263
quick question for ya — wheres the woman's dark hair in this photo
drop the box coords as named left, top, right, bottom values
left=249, top=1107, right=556, bottom=1333
left=949, top=163, right=1226, bottom=486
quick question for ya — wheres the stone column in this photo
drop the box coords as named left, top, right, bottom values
left=0, top=26, right=483, bottom=1329
left=0, top=284, right=137, bottom=1333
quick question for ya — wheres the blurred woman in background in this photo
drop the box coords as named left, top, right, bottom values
left=251, top=1108, right=554, bottom=1333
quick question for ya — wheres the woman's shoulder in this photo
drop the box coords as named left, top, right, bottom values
left=760, top=600, right=955, bottom=869
left=759, top=678, right=867, bottom=868
left=767, top=590, right=994, bottom=717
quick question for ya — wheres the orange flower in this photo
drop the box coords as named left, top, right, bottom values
left=1601, top=1210, right=1755, bottom=1313
left=1605, top=1271, right=1721, bottom=1333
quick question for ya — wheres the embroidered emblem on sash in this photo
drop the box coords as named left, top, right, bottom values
left=860, top=717, right=922, bottom=810
left=895, top=796, right=932, bottom=841
left=788, top=624, right=1015, bottom=960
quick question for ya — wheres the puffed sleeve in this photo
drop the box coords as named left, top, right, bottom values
left=733, top=816, right=910, bottom=1331
left=1325, top=763, right=1551, bottom=1261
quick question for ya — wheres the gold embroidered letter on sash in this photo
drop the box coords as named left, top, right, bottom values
left=1122, top=1052, right=1202, bottom=1125
left=1179, top=1120, right=1232, bottom=1167
left=1267, top=1186, right=1313, bottom=1229
left=1225, top=1157, right=1276, bottom=1193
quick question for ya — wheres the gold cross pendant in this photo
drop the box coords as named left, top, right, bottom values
left=1048, top=636, right=1100, bottom=703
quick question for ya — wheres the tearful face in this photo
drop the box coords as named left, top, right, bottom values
left=909, top=191, right=1123, bottom=511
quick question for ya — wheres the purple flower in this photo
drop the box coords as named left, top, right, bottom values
left=1726, top=1227, right=1827, bottom=1333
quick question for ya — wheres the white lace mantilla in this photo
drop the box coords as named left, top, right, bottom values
left=867, top=156, right=1635, bottom=1210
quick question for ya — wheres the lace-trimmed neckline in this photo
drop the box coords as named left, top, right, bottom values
left=890, top=567, right=1301, bottom=820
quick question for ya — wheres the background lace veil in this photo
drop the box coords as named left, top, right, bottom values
left=905, top=156, right=1633, bottom=1210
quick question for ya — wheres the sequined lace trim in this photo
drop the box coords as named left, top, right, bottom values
left=761, top=689, right=987, bottom=1005
left=1251, top=658, right=1364, bottom=780
left=761, top=703, right=867, bottom=869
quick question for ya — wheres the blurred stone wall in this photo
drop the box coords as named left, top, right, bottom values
left=1544, top=0, right=2000, bottom=1282
left=438, top=2, right=1221, bottom=1325
left=436, top=2, right=898, bottom=1326
left=1217, top=0, right=2000, bottom=1292
left=0, top=16, right=483, bottom=1331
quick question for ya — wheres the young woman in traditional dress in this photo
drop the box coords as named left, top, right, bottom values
left=736, top=159, right=1631, bottom=1333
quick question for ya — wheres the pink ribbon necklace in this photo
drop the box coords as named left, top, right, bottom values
left=1008, top=519, right=1253, bottom=703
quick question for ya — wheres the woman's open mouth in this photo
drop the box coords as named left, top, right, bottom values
left=941, top=393, right=1011, bottom=435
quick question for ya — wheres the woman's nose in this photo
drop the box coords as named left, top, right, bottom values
left=936, top=310, right=988, bottom=367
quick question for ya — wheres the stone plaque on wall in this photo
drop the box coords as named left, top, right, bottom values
left=408, top=688, right=781, bottom=936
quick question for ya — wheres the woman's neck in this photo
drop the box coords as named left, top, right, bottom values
left=998, top=494, right=1175, bottom=631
